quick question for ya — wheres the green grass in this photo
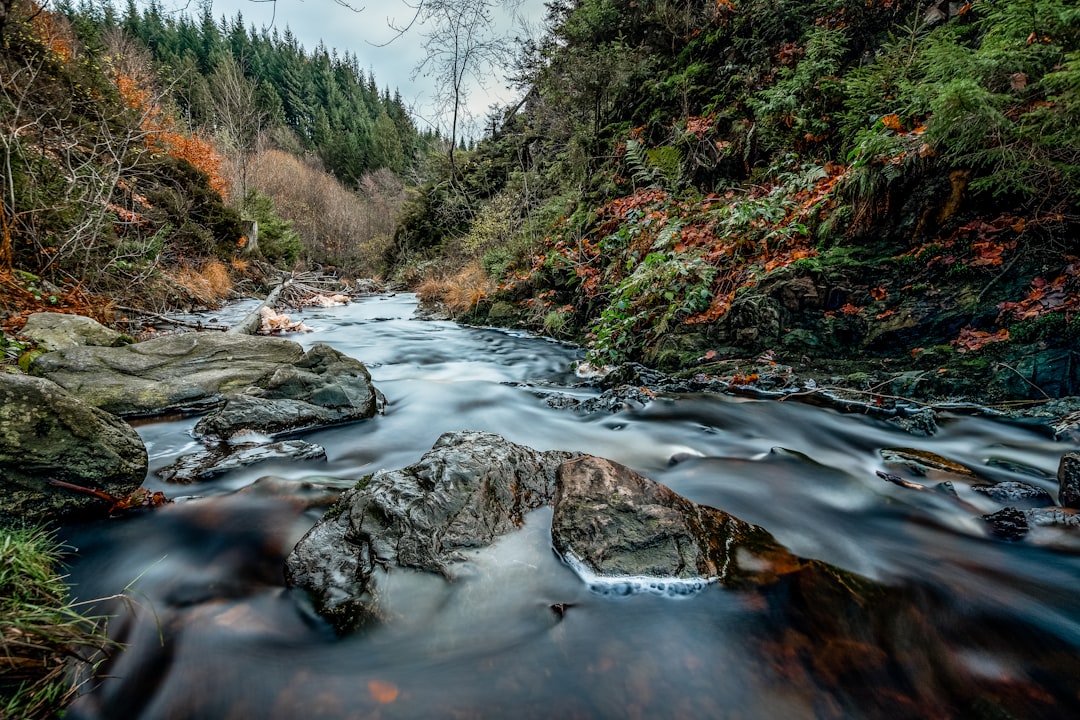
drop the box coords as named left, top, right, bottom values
left=1, top=527, right=110, bottom=719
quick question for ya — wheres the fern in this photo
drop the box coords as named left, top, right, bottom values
left=624, top=138, right=661, bottom=188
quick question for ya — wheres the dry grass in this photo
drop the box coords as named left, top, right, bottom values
left=416, top=261, right=494, bottom=316
left=166, top=260, right=233, bottom=307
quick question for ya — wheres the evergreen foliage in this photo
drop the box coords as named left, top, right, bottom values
left=57, top=0, right=430, bottom=185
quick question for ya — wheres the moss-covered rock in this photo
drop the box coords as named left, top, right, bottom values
left=0, top=374, right=147, bottom=525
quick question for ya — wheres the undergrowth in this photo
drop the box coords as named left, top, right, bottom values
left=0, top=526, right=110, bottom=720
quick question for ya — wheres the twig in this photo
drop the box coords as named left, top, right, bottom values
left=115, top=306, right=229, bottom=331
left=994, top=361, right=1051, bottom=400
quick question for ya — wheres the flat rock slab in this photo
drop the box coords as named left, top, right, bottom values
left=552, top=455, right=805, bottom=588
left=157, top=440, right=327, bottom=484
left=31, top=332, right=305, bottom=416
left=0, top=373, right=147, bottom=524
left=21, top=311, right=129, bottom=351
left=286, top=430, right=578, bottom=632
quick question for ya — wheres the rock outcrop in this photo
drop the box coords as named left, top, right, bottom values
left=285, top=431, right=577, bottom=631
left=192, top=344, right=381, bottom=440
left=30, top=331, right=305, bottom=416
left=286, top=432, right=833, bottom=632
left=0, top=373, right=147, bottom=524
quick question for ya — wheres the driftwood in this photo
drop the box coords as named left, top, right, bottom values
left=228, top=279, right=291, bottom=336
left=115, top=306, right=230, bottom=332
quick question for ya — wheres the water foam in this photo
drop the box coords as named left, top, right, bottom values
left=560, top=551, right=715, bottom=598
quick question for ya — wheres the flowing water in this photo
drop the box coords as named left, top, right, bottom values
left=62, top=294, right=1080, bottom=719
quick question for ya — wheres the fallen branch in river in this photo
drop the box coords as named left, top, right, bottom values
left=116, top=306, right=229, bottom=332
left=228, top=279, right=291, bottom=336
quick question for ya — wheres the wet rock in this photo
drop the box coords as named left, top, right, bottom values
left=285, top=431, right=578, bottom=632
left=1051, top=409, right=1080, bottom=443
left=21, top=312, right=129, bottom=351
left=192, top=343, right=380, bottom=440
left=0, top=373, right=147, bottom=525
left=880, top=448, right=976, bottom=477
left=539, top=384, right=656, bottom=414
left=972, top=481, right=1053, bottom=507
left=1027, top=507, right=1080, bottom=531
left=551, top=456, right=806, bottom=587
left=983, top=506, right=1080, bottom=542
left=575, top=386, right=655, bottom=413
left=157, top=440, right=327, bottom=483
left=887, top=407, right=938, bottom=437
left=1058, top=453, right=1080, bottom=509
left=597, top=362, right=669, bottom=390
left=30, top=332, right=305, bottom=416
left=982, top=507, right=1029, bottom=541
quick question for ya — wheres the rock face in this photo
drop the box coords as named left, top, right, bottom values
left=285, top=431, right=577, bottom=631
left=0, top=373, right=147, bottom=524
left=552, top=456, right=804, bottom=587
left=30, top=331, right=305, bottom=416
left=192, top=344, right=380, bottom=440
left=21, top=311, right=129, bottom=351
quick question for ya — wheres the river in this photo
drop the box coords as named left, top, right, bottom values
left=61, top=294, right=1080, bottom=719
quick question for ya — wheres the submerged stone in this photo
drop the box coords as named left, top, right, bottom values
left=880, top=448, right=977, bottom=477
left=971, top=481, right=1053, bottom=507
left=157, top=440, right=327, bottom=484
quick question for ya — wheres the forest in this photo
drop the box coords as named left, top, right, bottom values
left=2, top=1, right=1080, bottom=717
left=1, top=0, right=1078, bottom=387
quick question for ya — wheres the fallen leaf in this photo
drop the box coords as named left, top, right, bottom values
left=368, top=680, right=399, bottom=704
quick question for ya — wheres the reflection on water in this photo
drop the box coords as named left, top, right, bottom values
left=64, top=294, right=1080, bottom=719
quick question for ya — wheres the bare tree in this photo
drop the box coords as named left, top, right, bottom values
left=411, top=0, right=515, bottom=181
left=209, top=55, right=265, bottom=203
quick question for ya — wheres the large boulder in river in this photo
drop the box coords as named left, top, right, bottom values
left=30, top=331, right=305, bottom=416
left=0, top=373, right=147, bottom=525
left=285, top=431, right=578, bottom=631
left=192, top=344, right=381, bottom=440
left=21, top=311, right=130, bottom=351
left=552, top=456, right=807, bottom=588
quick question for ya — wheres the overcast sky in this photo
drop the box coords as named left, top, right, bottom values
left=141, top=0, right=544, bottom=136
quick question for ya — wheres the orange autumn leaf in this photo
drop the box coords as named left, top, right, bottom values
left=870, top=286, right=888, bottom=301
left=876, top=308, right=897, bottom=320
left=368, top=680, right=399, bottom=704
left=881, top=114, right=905, bottom=132
left=953, top=326, right=1010, bottom=353
left=840, top=303, right=864, bottom=315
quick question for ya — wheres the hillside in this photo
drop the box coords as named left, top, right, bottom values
left=398, top=0, right=1080, bottom=402
left=0, top=0, right=422, bottom=354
